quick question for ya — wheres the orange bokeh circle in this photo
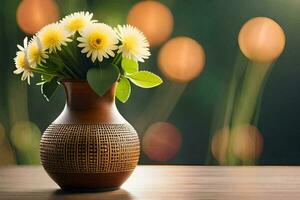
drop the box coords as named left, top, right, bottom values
left=238, top=17, right=286, bottom=63
left=143, top=122, right=182, bottom=162
left=127, top=1, right=174, bottom=47
left=17, top=0, right=59, bottom=34
left=232, top=125, right=264, bottom=161
left=158, top=36, right=205, bottom=83
left=211, top=128, right=230, bottom=165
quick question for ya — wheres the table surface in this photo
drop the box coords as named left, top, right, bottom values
left=1, top=166, right=300, bottom=200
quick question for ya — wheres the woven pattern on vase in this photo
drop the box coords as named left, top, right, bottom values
left=40, top=124, right=140, bottom=173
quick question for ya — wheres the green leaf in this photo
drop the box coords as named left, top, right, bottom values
left=41, top=74, right=53, bottom=82
left=127, top=71, right=163, bottom=88
left=121, top=58, right=139, bottom=74
left=41, top=79, right=59, bottom=101
left=116, top=76, right=131, bottom=103
left=87, top=64, right=120, bottom=96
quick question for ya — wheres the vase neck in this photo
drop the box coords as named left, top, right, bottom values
left=62, top=81, right=116, bottom=110
left=53, top=81, right=125, bottom=124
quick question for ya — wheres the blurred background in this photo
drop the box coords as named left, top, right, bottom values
left=0, top=0, right=300, bottom=166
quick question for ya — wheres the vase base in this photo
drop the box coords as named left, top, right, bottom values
left=45, top=171, right=134, bottom=191
left=59, top=186, right=120, bottom=193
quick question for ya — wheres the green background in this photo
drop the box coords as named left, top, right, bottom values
left=0, top=0, right=300, bottom=165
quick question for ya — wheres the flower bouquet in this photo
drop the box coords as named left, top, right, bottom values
left=14, top=11, right=162, bottom=102
left=13, top=12, right=162, bottom=190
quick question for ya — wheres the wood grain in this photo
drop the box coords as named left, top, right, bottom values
left=1, top=166, right=300, bottom=200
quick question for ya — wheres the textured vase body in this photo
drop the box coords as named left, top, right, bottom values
left=40, top=80, right=140, bottom=191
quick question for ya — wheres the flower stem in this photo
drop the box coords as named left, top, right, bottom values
left=31, top=68, right=61, bottom=77
left=65, top=47, right=85, bottom=77
left=113, top=54, right=122, bottom=65
left=62, top=65, right=80, bottom=79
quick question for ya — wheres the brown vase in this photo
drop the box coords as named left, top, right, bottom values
left=40, top=80, right=140, bottom=191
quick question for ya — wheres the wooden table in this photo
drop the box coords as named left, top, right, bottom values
left=1, top=166, right=300, bottom=200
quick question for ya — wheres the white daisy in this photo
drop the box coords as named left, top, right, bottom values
left=17, top=37, right=28, bottom=51
left=27, top=36, right=49, bottom=67
left=13, top=51, right=33, bottom=84
left=37, top=23, right=72, bottom=53
left=77, top=23, right=118, bottom=62
left=115, top=24, right=150, bottom=62
left=14, top=37, right=33, bottom=84
left=60, top=11, right=96, bottom=34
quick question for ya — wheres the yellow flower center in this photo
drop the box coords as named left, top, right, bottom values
left=16, top=52, right=26, bottom=69
left=28, top=45, right=41, bottom=63
left=67, top=18, right=85, bottom=32
left=88, top=32, right=107, bottom=50
left=42, top=29, right=63, bottom=49
left=123, top=35, right=138, bottom=52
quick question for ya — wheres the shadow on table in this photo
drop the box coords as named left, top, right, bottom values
left=0, top=189, right=134, bottom=200
left=49, top=188, right=134, bottom=200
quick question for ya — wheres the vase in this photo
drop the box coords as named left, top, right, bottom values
left=40, top=80, right=140, bottom=191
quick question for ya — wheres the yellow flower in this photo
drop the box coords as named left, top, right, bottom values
left=115, top=25, right=150, bottom=62
left=27, top=36, right=49, bottom=67
left=13, top=51, right=33, bottom=84
left=61, top=11, right=96, bottom=34
left=77, top=23, right=118, bottom=62
left=14, top=37, right=33, bottom=84
left=38, top=23, right=72, bottom=53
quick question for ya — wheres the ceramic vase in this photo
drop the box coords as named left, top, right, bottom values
left=40, top=80, right=140, bottom=191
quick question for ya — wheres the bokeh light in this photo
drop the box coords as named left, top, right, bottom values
left=0, top=123, right=16, bottom=165
left=211, top=125, right=264, bottom=164
left=10, top=121, right=41, bottom=152
left=17, top=0, right=59, bottom=34
left=143, top=122, right=182, bottom=162
left=0, top=123, right=5, bottom=143
left=232, top=125, right=263, bottom=162
left=0, top=144, right=16, bottom=166
left=127, top=1, right=174, bottom=47
left=158, top=37, right=205, bottom=83
left=211, top=128, right=230, bottom=165
left=238, top=17, right=286, bottom=63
